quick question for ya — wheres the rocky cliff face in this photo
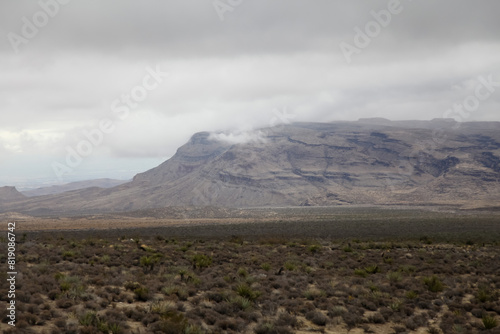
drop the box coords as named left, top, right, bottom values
left=1, top=120, right=499, bottom=215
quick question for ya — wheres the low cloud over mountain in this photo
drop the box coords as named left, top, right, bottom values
left=1, top=120, right=499, bottom=215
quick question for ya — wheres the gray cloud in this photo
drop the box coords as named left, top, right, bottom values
left=1, top=0, right=499, bottom=186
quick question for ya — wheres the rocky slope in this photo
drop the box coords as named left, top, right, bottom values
left=1, top=119, right=499, bottom=215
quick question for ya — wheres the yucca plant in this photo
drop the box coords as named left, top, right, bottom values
left=483, top=315, right=498, bottom=330
left=423, top=275, right=444, bottom=293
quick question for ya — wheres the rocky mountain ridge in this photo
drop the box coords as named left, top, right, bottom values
left=0, top=119, right=499, bottom=215
left=21, top=178, right=129, bottom=197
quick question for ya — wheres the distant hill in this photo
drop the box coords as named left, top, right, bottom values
left=1, top=119, right=499, bottom=215
left=0, top=186, right=26, bottom=203
left=21, top=178, right=130, bottom=197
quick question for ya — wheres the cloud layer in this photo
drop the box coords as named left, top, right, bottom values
left=1, top=0, right=499, bottom=186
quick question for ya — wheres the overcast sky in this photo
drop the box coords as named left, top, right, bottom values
left=1, top=0, right=499, bottom=188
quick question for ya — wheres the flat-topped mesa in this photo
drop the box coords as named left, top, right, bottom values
left=430, top=118, right=457, bottom=123
left=1, top=120, right=500, bottom=215
left=357, top=117, right=392, bottom=125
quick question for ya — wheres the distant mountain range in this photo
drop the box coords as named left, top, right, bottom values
left=20, top=178, right=129, bottom=197
left=1, top=119, right=499, bottom=215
